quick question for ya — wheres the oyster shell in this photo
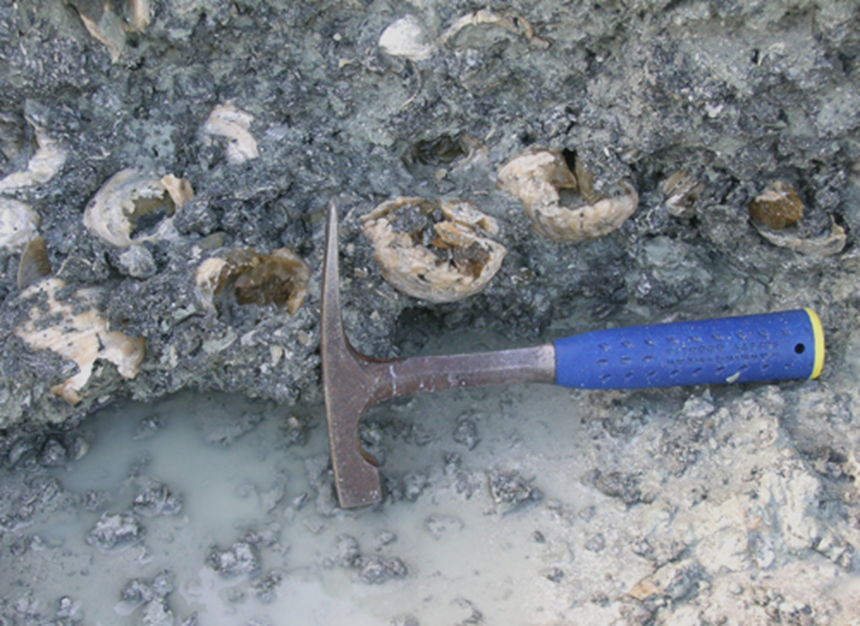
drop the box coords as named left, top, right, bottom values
left=660, top=170, right=704, bottom=219
left=15, top=277, right=146, bottom=405
left=0, top=197, right=40, bottom=252
left=203, top=104, right=259, bottom=165
left=748, top=181, right=803, bottom=230
left=83, top=169, right=194, bottom=247
left=753, top=219, right=846, bottom=257
left=361, top=197, right=506, bottom=303
left=67, top=0, right=150, bottom=62
left=497, top=149, right=638, bottom=242
left=747, top=180, right=845, bottom=256
left=379, top=16, right=436, bottom=61
left=196, top=248, right=311, bottom=315
left=17, top=236, right=51, bottom=290
left=440, top=9, right=548, bottom=49
left=0, top=121, right=67, bottom=193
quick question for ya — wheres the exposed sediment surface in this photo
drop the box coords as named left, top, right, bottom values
left=1, top=0, right=860, bottom=623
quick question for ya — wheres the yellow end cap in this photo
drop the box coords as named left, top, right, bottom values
left=804, top=308, right=825, bottom=379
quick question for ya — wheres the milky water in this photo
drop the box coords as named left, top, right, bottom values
left=20, top=371, right=597, bottom=626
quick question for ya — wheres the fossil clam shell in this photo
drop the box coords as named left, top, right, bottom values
left=753, top=219, right=846, bottom=257
left=0, top=197, right=40, bottom=252
left=748, top=181, right=803, bottom=230
left=747, top=180, right=845, bottom=256
left=379, top=15, right=436, bottom=61
left=497, top=149, right=638, bottom=242
left=203, top=104, right=259, bottom=165
left=660, top=170, right=704, bottom=219
left=0, top=121, right=67, bottom=193
left=361, top=197, right=507, bottom=303
left=83, top=169, right=193, bottom=248
left=15, top=277, right=146, bottom=405
left=195, top=248, right=311, bottom=315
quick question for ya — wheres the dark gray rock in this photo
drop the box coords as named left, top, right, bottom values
left=357, top=555, right=408, bottom=584
left=86, top=512, right=144, bottom=553
left=488, top=469, right=542, bottom=514
left=132, top=478, right=183, bottom=517
left=206, top=540, right=260, bottom=578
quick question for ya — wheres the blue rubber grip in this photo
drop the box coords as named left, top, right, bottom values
left=553, top=309, right=823, bottom=389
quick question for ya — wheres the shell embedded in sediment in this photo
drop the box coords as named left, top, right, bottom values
left=83, top=168, right=194, bottom=247
left=748, top=181, right=804, bottom=231
left=67, top=0, right=150, bottom=62
left=379, top=15, right=436, bottom=61
left=0, top=121, right=67, bottom=193
left=361, top=197, right=507, bottom=303
left=747, top=180, right=845, bottom=256
left=203, top=104, right=259, bottom=165
left=195, top=248, right=311, bottom=315
left=15, top=277, right=146, bottom=405
left=440, top=9, right=548, bottom=49
left=497, top=149, right=639, bottom=242
left=0, top=197, right=40, bottom=252
left=753, top=219, right=846, bottom=257
left=660, top=170, right=704, bottom=219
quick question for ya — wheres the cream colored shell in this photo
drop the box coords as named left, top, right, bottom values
left=0, top=197, right=40, bottom=252
left=361, top=197, right=506, bottom=303
left=497, top=149, right=638, bottom=242
left=753, top=219, right=846, bottom=257
left=15, top=277, right=146, bottom=405
left=660, top=170, right=704, bottom=219
left=379, top=16, right=436, bottom=61
left=0, top=123, right=67, bottom=193
left=203, top=104, right=259, bottom=165
left=83, top=169, right=193, bottom=247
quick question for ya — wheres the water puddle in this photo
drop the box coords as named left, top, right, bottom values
left=13, top=375, right=595, bottom=625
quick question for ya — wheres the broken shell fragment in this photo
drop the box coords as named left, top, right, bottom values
left=66, top=0, right=150, bottom=62
left=203, top=104, right=259, bottom=165
left=0, top=122, right=67, bottom=193
left=497, top=149, right=639, bottom=242
left=660, top=170, right=704, bottom=219
left=748, top=181, right=804, bottom=230
left=753, top=219, right=847, bottom=257
left=196, top=248, right=311, bottom=315
left=361, top=197, right=507, bottom=303
left=17, top=235, right=52, bottom=290
left=379, top=15, right=436, bottom=61
left=440, top=9, right=548, bottom=49
left=0, top=197, right=40, bottom=252
left=15, top=277, right=146, bottom=405
left=83, top=169, right=194, bottom=248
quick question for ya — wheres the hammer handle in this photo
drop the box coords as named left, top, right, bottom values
left=553, top=309, right=824, bottom=389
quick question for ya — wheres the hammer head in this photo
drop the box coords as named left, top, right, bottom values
left=320, top=203, right=383, bottom=508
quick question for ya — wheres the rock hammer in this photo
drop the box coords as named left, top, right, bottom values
left=321, top=204, right=825, bottom=509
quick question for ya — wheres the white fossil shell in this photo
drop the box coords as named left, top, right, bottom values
left=379, top=16, right=436, bottom=61
left=0, top=197, right=40, bottom=252
left=15, top=277, right=146, bottom=405
left=753, top=219, right=847, bottom=257
left=440, top=9, right=548, bottom=49
left=497, top=149, right=638, bottom=242
left=0, top=123, right=67, bottom=193
left=69, top=0, right=150, bottom=62
left=195, top=248, right=311, bottom=315
left=203, top=104, right=259, bottom=165
left=83, top=169, right=193, bottom=247
left=659, top=170, right=704, bottom=219
left=361, top=197, right=506, bottom=303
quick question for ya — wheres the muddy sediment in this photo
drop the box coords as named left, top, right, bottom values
left=1, top=0, right=860, bottom=624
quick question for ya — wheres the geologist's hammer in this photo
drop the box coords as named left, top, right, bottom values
left=320, top=203, right=825, bottom=509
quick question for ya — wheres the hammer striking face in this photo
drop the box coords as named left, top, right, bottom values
left=321, top=203, right=824, bottom=509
